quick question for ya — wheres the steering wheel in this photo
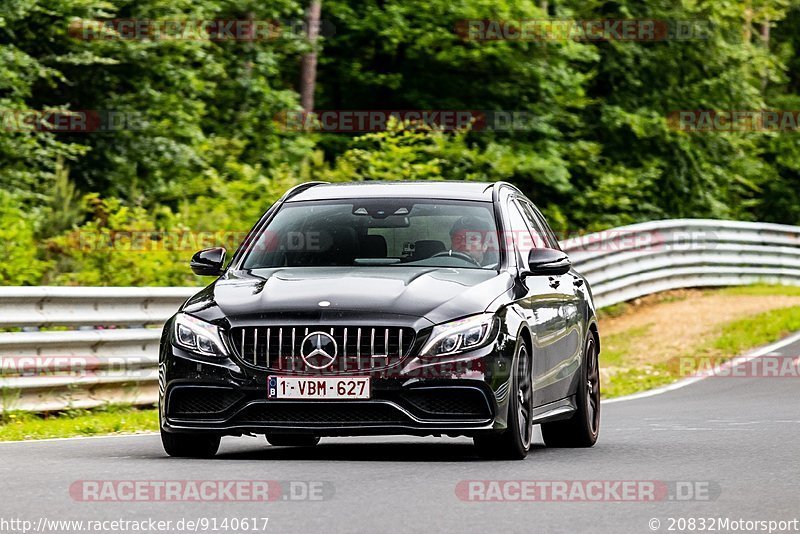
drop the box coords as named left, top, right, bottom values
left=431, top=250, right=482, bottom=267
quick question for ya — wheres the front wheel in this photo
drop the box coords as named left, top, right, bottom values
left=474, top=337, right=533, bottom=460
left=161, top=428, right=220, bottom=458
left=541, top=332, right=600, bottom=448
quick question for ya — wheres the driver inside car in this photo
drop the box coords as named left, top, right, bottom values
left=448, top=215, right=494, bottom=266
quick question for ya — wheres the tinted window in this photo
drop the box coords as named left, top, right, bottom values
left=507, top=200, right=543, bottom=262
left=518, top=199, right=560, bottom=250
left=241, top=199, right=500, bottom=270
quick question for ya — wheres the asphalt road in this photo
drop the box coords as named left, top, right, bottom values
left=1, top=334, right=799, bottom=534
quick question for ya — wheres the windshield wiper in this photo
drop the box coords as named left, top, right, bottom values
left=353, top=258, right=402, bottom=265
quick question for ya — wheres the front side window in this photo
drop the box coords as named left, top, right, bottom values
left=518, top=198, right=560, bottom=250
left=506, top=199, right=544, bottom=264
left=241, top=199, right=500, bottom=270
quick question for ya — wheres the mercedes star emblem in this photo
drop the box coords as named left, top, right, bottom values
left=300, top=331, right=338, bottom=369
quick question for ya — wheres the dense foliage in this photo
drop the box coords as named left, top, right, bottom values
left=0, top=0, right=798, bottom=285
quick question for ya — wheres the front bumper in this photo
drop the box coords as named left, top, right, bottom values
left=159, top=326, right=516, bottom=438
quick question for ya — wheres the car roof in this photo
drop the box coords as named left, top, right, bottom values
left=286, top=181, right=507, bottom=202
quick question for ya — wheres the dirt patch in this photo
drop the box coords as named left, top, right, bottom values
left=598, top=288, right=800, bottom=367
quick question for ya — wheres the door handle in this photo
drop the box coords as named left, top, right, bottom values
left=548, top=277, right=560, bottom=289
left=571, top=274, right=584, bottom=287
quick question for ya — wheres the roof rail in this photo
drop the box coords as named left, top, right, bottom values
left=494, top=181, right=522, bottom=194
left=490, top=181, right=521, bottom=202
left=282, top=181, right=329, bottom=201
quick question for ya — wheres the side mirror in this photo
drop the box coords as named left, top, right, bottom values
left=190, top=247, right=227, bottom=276
left=525, top=248, right=571, bottom=276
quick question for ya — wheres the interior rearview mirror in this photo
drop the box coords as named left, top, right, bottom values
left=526, top=248, right=571, bottom=276
left=190, top=247, right=227, bottom=276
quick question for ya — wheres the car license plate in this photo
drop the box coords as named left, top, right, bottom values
left=268, top=376, right=370, bottom=400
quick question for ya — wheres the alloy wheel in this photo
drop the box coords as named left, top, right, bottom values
left=516, top=343, right=533, bottom=449
left=585, top=337, right=600, bottom=436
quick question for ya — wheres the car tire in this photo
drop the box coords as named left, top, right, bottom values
left=541, top=332, right=600, bottom=448
left=474, top=337, right=533, bottom=460
left=266, top=435, right=321, bottom=447
left=161, top=429, right=221, bottom=458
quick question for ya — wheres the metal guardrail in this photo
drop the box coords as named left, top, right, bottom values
left=560, top=219, right=800, bottom=308
left=0, top=287, right=196, bottom=412
left=0, top=286, right=197, bottom=328
left=1, top=219, right=799, bottom=412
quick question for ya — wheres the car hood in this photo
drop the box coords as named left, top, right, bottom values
left=183, top=266, right=513, bottom=326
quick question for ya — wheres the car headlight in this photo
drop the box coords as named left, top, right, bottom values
left=173, top=313, right=228, bottom=357
left=419, top=313, right=499, bottom=358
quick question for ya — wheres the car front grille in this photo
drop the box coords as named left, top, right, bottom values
left=230, top=325, right=416, bottom=372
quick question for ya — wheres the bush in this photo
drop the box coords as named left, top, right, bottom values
left=0, top=191, right=51, bottom=285
left=46, top=196, right=196, bottom=286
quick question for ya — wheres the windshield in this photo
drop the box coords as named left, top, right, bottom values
left=241, top=198, right=500, bottom=270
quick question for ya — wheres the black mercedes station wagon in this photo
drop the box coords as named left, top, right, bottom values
left=160, top=181, right=600, bottom=459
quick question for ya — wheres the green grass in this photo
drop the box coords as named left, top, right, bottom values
left=0, top=405, right=157, bottom=441
left=597, top=301, right=630, bottom=319
left=604, top=304, right=800, bottom=398
left=602, top=363, right=674, bottom=398
left=600, top=324, right=653, bottom=368
left=705, top=284, right=800, bottom=297
left=705, top=306, right=800, bottom=358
